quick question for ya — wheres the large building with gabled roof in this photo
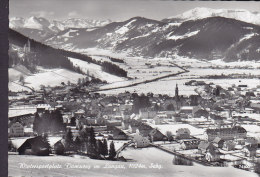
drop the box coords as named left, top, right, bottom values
left=206, top=126, right=247, bottom=141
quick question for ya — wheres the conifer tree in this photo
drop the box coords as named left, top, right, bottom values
left=74, top=136, right=81, bottom=152
left=65, top=128, right=73, bottom=151
left=109, top=141, right=116, bottom=160
left=102, top=139, right=108, bottom=156
left=87, top=127, right=98, bottom=157
left=79, top=127, right=90, bottom=151
left=97, top=140, right=104, bottom=157
left=33, top=112, right=40, bottom=134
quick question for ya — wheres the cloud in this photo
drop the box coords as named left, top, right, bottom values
left=68, top=11, right=80, bottom=18
left=30, top=11, right=54, bottom=18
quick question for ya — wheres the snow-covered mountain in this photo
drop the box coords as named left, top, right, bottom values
left=11, top=8, right=260, bottom=61
left=163, top=7, right=260, bottom=26
left=52, top=18, right=112, bottom=31
left=9, top=16, right=112, bottom=41
left=44, top=15, right=260, bottom=62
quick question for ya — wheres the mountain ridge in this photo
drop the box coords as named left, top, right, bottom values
left=44, top=16, right=260, bottom=62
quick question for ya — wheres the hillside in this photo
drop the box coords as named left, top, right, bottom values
left=44, top=16, right=260, bottom=61
left=8, top=29, right=129, bottom=91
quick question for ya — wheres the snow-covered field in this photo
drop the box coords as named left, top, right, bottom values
left=8, top=147, right=259, bottom=177
left=68, top=57, right=126, bottom=83
left=9, top=67, right=86, bottom=92
left=8, top=48, right=260, bottom=96
left=98, top=72, right=260, bottom=96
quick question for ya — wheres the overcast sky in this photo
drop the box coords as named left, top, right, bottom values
left=10, top=0, right=260, bottom=21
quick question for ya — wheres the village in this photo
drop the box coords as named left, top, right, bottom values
left=8, top=77, right=260, bottom=174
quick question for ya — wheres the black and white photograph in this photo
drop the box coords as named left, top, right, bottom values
left=7, top=0, right=260, bottom=176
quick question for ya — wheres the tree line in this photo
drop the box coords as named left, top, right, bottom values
left=101, top=61, right=127, bottom=77
left=61, top=127, right=117, bottom=160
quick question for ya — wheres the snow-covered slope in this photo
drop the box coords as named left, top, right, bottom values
left=68, top=57, right=126, bottom=83
left=8, top=67, right=86, bottom=92
left=164, top=7, right=260, bottom=25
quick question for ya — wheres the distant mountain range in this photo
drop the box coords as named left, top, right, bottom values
left=163, top=7, right=260, bottom=25
left=9, top=16, right=112, bottom=41
left=10, top=8, right=260, bottom=61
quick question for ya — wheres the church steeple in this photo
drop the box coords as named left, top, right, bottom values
left=24, top=39, right=31, bottom=53
left=175, top=84, right=179, bottom=98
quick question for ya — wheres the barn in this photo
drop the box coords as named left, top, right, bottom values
left=17, top=136, right=50, bottom=156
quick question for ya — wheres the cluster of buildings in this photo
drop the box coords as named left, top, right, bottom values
left=8, top=80, right=260, bottom=171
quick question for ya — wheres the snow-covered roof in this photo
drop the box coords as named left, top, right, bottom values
left=180, top=106, right=194, bottom=110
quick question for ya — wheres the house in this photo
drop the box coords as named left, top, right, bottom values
left=66, top=126, right=80, bottom=138
left=9, top=113, right=35, bottom=127
left=112, top=127, right=128, bottom=140
left=36, top=104, right=51, bottom=114
left=132, top=134, right=150, bottom=148
left=235, top=138, right=246, bottom=145
left=242, top=144, right=257, bottom=157
left=198, top=141, right=221, bottom=162
left=212, top=137, right=224, bottom=148
left=24, top=127, right=34, bottom=136
left=223, top=140, right=236, bottom=151
left=121, top=121, right=130, bottom=130
left=198, top=141, right=215, bottom=154
left=18, top=136, right=50, bottom=156
left=9, top=122, right=24, bottom=137
left=245, top=137, right=258, bottom=145
left=205, top=148, right=221, bottom=162
left=53, top=139, right=65, bottom=155
left=139, top=109, right=157, bottom=119
left=179, top=106, right=200, bottom=117
left=179, top=106, right=193, bottom=115
left=153, top=116, right=163, bottom=125
left=149, top=129, right=166, bottom=141
left=244, top=108, right=254, bottom=114
left=206, top=126, right=247, bottom=141
left=193, top=109, right=209, bottom=118
left=180, top=139, right=200, bottom=150
left=138, top=124, right=153, bottom=137
left=176, top=128, right=191, bottom=139
left=106, top=119, right=122, bottom=127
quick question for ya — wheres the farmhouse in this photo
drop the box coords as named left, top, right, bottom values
left=18, top=136, right=50, bottom=156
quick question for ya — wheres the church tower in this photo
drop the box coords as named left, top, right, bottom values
left=175, top=84, right=180, bottom=110
left=175, top=84, right=179, bottom=98
left=23, top=39, right=31, bottom=53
